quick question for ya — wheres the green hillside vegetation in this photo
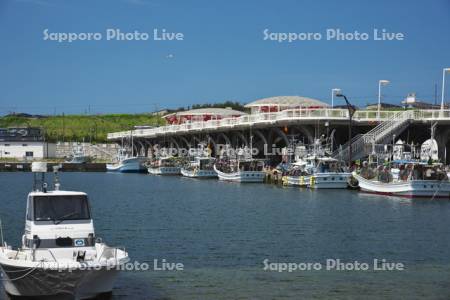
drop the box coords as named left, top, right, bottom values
left=0, top=114, right=164, bottom=143
left=0, top=102, right=248, bottom=143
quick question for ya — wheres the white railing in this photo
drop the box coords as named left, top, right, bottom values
left=333, top=110, right=413, bottom=160
left=107, top=109, right=450, bottom=140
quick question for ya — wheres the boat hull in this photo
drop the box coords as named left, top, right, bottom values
left=353, top=173, right=450, bottom=198
left=283, top=175, right=308, bottom=187
left=306, top=173, right=351, bottom=189
left=148, top=167, right=181, bottom=175
left=181, top=168, right=217, bottom=178
left=214, top=166, right=265, bottom=183
left=0, top=262, right=120, bottom=299
left=106, top=157, right=147, bottom=173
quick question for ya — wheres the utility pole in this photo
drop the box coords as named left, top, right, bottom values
left=336, top=93, right=356, bottom=167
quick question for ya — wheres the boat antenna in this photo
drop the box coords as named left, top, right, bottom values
left=0, top=218, right=4, bottom=247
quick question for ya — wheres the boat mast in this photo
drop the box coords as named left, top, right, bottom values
left=131, top=129, right=134, bottom=157
left=0, top=218, right=4, bottom=247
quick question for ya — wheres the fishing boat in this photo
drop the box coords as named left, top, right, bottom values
left=181, top=157, right=217, bottom=178
left=304, top=156, right=351, bottom=189
left=147, top=156, right=181, bottom=175
left=282, top=160, right=309, bottom=187
left=353, top=162, right=450, bottom=198
left=0, top=162, right=129, bottom=298
left=106, top=148, right=147, bottom=173
left=214, top=145, right=265, bottom=183
left=66, top=144, right=92, bottom=164
left=282, top=136, right=350, bottom=189
left=214, top=159, right=265, bottom=182
left=181, top=144, right=217, bottom=178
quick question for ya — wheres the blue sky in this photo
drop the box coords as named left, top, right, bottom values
left=0, top=0, right=449, bottom=114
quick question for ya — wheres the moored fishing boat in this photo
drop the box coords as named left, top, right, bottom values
left=106, top=148, right=147, bottom=173
left=66, top=144, right=93, bottom=164
left=214, top=159, right=265, bottom=182
left=147, top=157, right=181, bottom=175
left=305, top=157, right=351, bottom=189
left=181, top=157, right=217, bottom=178
left=282, top=161, right=309, bottom=187
left=214, top=144, right=265, bottom=183
left=0, top=162, right=129, bottom=298
left=181, top=144, right=217, bottom=178
left=353, top=163, right=450, bottom=198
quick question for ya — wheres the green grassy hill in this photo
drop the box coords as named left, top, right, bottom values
left=0, top=114, right=164, bottom=143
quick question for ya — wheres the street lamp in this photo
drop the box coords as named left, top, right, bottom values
left=336, top=92, right=356, bottom=167
left=331, top=88, right=341, bottom=108
left=378, top=80, right=390, bottom=120
left=441, top=68, right=450, bottom=112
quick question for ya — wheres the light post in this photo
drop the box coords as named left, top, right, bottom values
left=336, top=92, right=356, bottom=167
left=378, top=80, right=390, bottom=120
left=441, top=68, right=450, bottom=112
left=331, top=88, right=341, bottom=108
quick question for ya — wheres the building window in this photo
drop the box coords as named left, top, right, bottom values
left=22, top=144, right=28, bottom=146
left=4, top=152, right=10, bottom=155
left=25, top=152, right=34, bottom=157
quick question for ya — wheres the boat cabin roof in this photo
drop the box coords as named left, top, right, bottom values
left=305, top=156, right=338, bottom=162
left=29, top=190, right=87, bottom=197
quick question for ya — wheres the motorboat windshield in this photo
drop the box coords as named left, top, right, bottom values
left=31, top=194, right=91, bottom=223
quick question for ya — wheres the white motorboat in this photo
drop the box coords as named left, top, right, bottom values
left=0, top=162, right=129, bottom=298
left=353, top=163, right=450, bottom=198
left=147, top=157, right=181, bottom=175
left=66, top=144, right=92, bottom=164
left=106, top=148, right=147, bottom=173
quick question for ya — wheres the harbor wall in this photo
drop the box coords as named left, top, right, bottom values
left=55, top=142, right=119, bottom=160
left=0, top=162, right=106, bottom=172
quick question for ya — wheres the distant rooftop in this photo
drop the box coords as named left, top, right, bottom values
left=0, top=127, right=44, bottom=142
left=165, top=107, right=246, bottom=117
left=164, top=107, right=246, bottom=124
left=245, top=96, right=329, bottom=108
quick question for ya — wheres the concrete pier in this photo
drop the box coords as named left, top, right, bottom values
left=0, top=163, right=107, bottom=172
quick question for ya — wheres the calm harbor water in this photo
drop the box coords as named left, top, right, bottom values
left=1, top=172, right=450, bottom=299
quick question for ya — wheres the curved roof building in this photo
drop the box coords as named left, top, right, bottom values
left=245, top=96, right=328, bottom=113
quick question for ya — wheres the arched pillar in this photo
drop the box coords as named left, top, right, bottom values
left=436, top=126, right=450, bottom=163
left=233, top=131, right=248, bottom=147
left=291, top=125, right=314, bottom=144
left=178, top=136, right=191, bottom=149
left=268, top=127, right=289, bottom=147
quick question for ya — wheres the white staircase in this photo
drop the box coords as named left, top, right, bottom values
left=333, top=110, right=414, bottom=161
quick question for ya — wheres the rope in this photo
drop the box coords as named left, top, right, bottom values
left=430, top=179, right=446, bottom=201
left=1, top=261, right=45, bottom=281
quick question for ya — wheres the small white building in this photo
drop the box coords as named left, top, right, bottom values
left=0, top=128, right=56, bottom=160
